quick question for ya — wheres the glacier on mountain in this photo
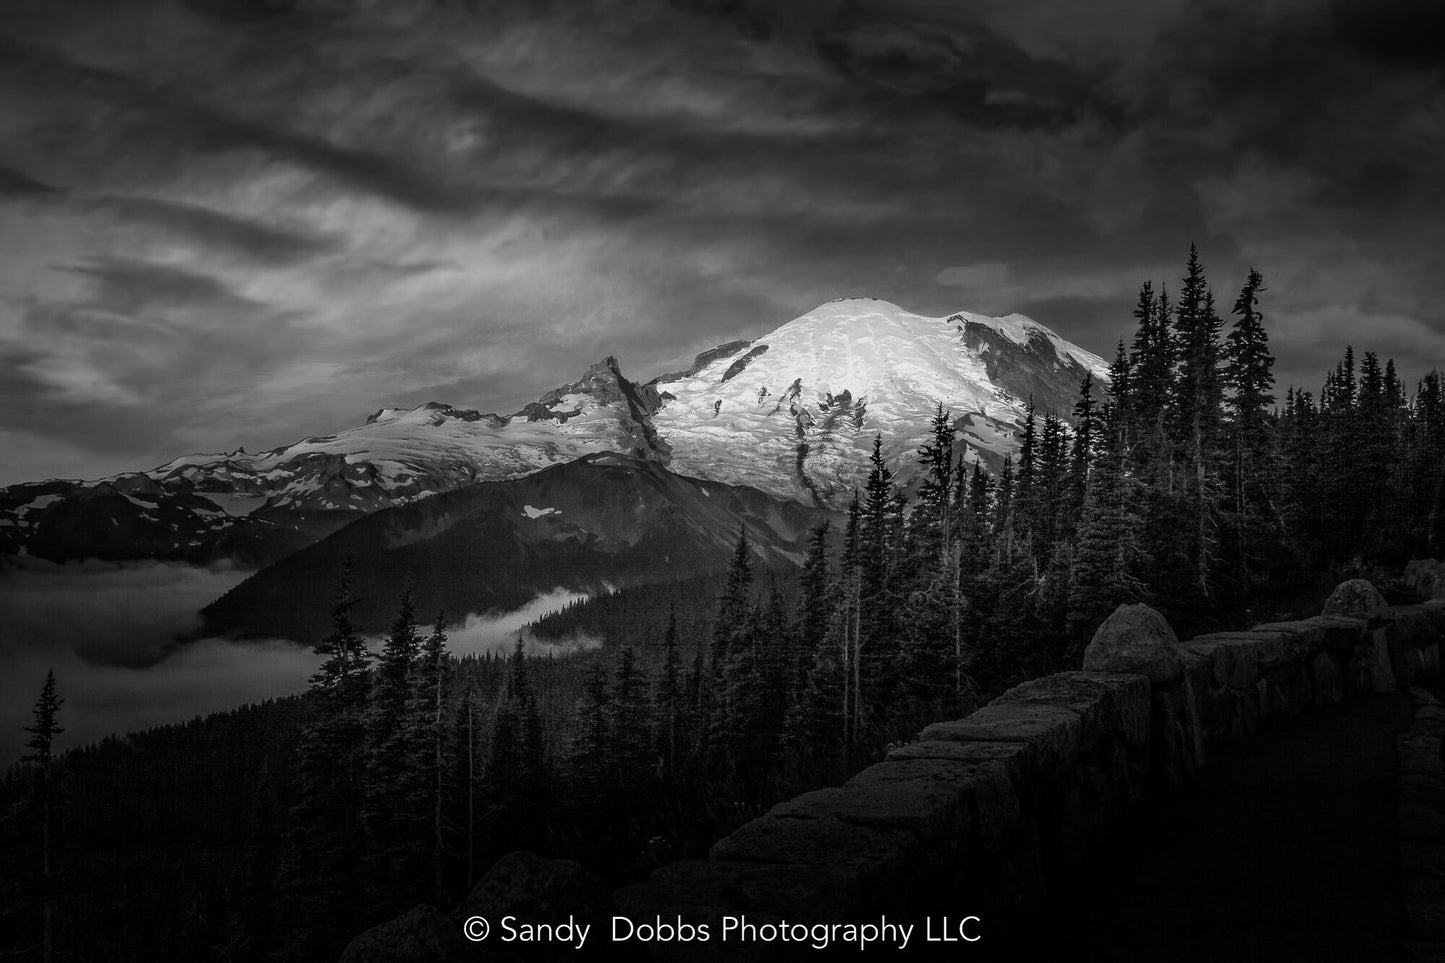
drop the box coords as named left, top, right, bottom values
left=0, top=298, right=1107, bottom=563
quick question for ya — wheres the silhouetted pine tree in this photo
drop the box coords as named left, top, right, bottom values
left=412, top=613, right=453, bottom=902
left=282, top=564, right=372, bottom=961
left=23, top=670, right=63, bottom=963
left=858, top=436, right=903, bottom=727
left=1067, top=400, right=1148, bottom=651
left=611, top=647, right=655, bottom=796
left=718, top=605, right=769, bottom=801
left=569, top=664, right=611, bottom=806
left=898, top=549, right=965, bottom=717
left=1172, top=244, right=1226, bottom=603
left=795, top=521, right=835, bottom=700
left=784, top=603, right=848, bottom=782
left=1036, top=413, right=1070, bottom=556
left=1014, top=402, right=1040, bottom=548
left=1069, top=372, right=1098, bottom=518
left=838, top=493, right=864, bottom=750
left=653, top=606, right=682, bottom=782
left=363, top=589, right=426, bottom=906
left=1222, top=268, right=1278, bottom=591
left=711, top=528, right=754, bottom=675
left=486, top=640, right=547, bottom=843
left=916, top=403, right=956, bottom=545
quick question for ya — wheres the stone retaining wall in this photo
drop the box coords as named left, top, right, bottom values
left=614, top=591, right=1445, bottom=958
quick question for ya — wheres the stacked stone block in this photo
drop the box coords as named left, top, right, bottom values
left=615, top=583, right=1445, bottom=952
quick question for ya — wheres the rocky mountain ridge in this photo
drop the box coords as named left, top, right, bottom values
left=0, top=298, right=1106, bottom=566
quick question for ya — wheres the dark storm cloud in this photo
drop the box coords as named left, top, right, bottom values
left=1333, top=0, right=1445, bottom=69
left=0, top=0, right=1442, bottom=483
left=0, top=163, right=57, bottom=196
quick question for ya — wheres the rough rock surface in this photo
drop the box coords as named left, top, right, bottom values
left=339, top=904, right=474, bottom=963
left=1322, top=579, right=1388, bottom=619
left=1082, top=604, right=1184, bottom=684
left=461, top=851, right=613, bottom=930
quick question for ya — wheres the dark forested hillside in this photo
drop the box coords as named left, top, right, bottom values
left=201, top=453, right=831, bottom=641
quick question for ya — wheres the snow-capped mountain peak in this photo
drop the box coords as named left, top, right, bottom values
left=1, top=297, right=1106, bottom=564
left=648, top=298, right=1107, bottom=506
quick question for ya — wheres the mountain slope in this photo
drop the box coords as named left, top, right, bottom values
left=201, top=453, right=829, bottom=641
left=649, top=298, right=1108, bottom=504
left=0, top=358, right=663, bottom=566
left=1, top=298, right=1105, bottom=565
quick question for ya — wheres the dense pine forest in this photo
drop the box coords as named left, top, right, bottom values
left=4, top=248, right=1445, bottom=962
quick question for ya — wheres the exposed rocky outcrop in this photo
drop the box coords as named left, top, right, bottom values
left=460, top=852, right=613, bottom=931
left=1082, top=603, right=1183, bottom=683
left=1322, top=578, right=1389, bottom=618
left=339, top=904, right=476, bottom=963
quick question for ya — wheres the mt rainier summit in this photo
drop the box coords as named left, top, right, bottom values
left=0, top=298, right=1107, bottom=567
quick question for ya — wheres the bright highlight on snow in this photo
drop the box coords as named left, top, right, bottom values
left=0, top=297, right=1109, bottom=562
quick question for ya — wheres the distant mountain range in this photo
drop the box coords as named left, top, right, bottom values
left=1, top=298, right=1106, bottom=573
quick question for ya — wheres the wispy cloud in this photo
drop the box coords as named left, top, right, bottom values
left=0, top=0, right=1442, bottom=483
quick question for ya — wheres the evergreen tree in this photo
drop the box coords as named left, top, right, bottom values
left=1129, top=282, right=1173, bottom=469
left=1036, top=413, right=1070, bottom=554
left=706, top=528, right=755, bottom=772
left=838, top=492, right=863, bottom=747
left=1172, top=245, right=1226, bottom=602
left=412, top=613, right=453, bottom=902
left=283, top=564, right=373, bottom=961
left=717, top=606, right=769, bottom=801
left=453, top=684, right=479, bottom=892
left=611, top=647, right=655, bottom=794
left=992, top=456, right=1016, bottom=560
left=570, top=663, right=612, bottom=805
left=1066, top=421, right=1148, bottom=650
left=1223, top=268, right=1277, bottom=590
left=1014, top=401, right=1039, bottom=545
left=654, top=606, right=682, bottom=781
left=785, top=606, right=848, bottom=782
left=23, top=670, right=63, bottom=963
left=795, top=521, right=834, bottom=699
left=683, top=644, right=708, bottom=780
left=363, top=589, right=426, bottom=904
left=858, top=436, right=903, bottom=726
left=487, top=640, right=547, bottom=839
left=711, top=528, right=754, bottom=673
left=1069, top=373, right=1097, bottom=516
left=898, top=551, right=967, bottom=716
left=916, top=403, right=955, bottom=542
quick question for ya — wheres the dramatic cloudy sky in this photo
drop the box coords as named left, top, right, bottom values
left=2, top=0, right=1443, bottom=485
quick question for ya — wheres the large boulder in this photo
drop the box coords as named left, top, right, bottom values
left=1321, top=579, right=1387, bottom=619
left=340, top=904, right=474, bottom=963
left=1082, top=604, right=1183, bottom=684
left=461, top=851, right=613, bottom=932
